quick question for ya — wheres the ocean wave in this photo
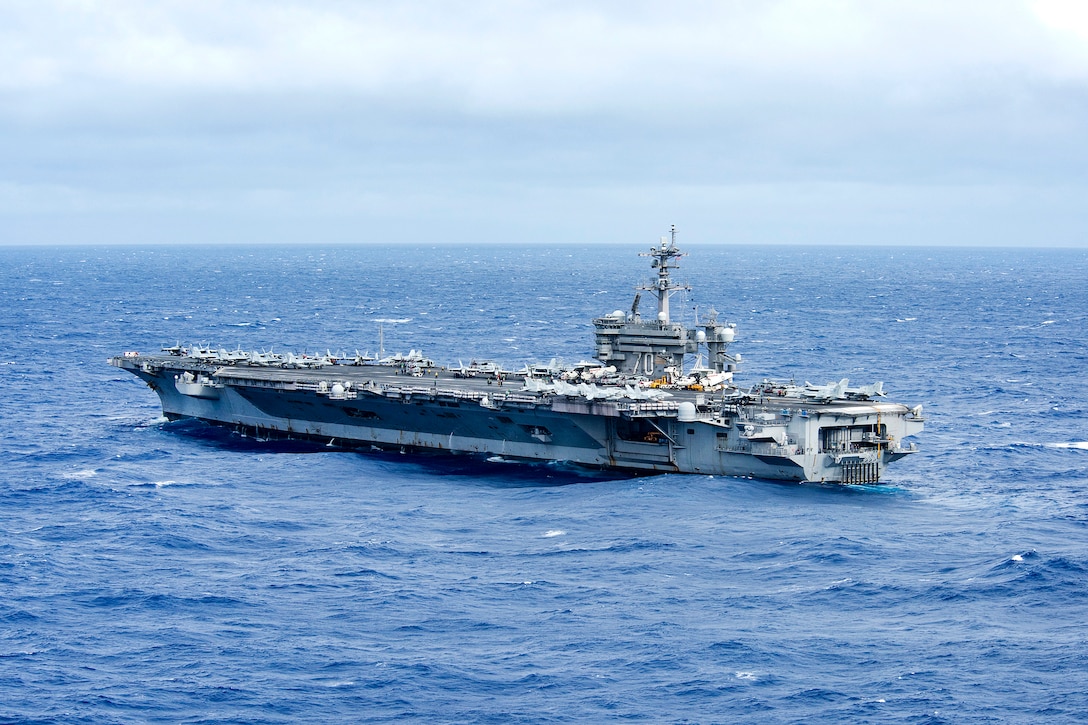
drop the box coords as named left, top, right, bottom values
left=76, top=589, right=253, bottom=611
left=1010, top=441, right=1088, bottom=451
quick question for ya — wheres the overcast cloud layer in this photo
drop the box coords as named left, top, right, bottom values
left=2, top=0, right=1087, bottom=245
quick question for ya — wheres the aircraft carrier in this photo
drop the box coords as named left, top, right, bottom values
left=110, top=229, right=924, bottom=483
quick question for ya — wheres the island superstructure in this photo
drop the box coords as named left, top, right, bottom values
left=110, top=228, right=923, bottom=483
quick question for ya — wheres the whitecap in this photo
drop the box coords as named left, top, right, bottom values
left=1011, top=554, right=1023, bottom=562
left=734, top=671, right=757, bottom=681
left=1046, top=441, right=1088, bottom=450
left=542, top=530, right=565, bottom=538
left=1042, top=320, right=1056, bottom=325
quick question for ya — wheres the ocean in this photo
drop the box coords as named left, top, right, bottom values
left=2, top=242, right=1086, bottom=723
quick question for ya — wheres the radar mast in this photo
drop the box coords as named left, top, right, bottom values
left=638, top=225, right=690, bottom=324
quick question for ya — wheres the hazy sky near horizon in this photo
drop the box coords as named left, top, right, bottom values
left=2, top=0, right=1087, bottom=246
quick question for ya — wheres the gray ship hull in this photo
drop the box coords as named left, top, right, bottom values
left=111, top=355, right=922, bottom=483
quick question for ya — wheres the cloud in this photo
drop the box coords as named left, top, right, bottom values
left=0, top=1, right=1086, bottom=245
left=5, top=1, right=1086, bottom=109
left=1033, top=0, right=1088, bottom=44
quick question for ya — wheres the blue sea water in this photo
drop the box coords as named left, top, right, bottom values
left=2, top=242, right=1087, bottom=723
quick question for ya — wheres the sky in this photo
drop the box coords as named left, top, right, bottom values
left=2, top=0, right=1087, bottom=246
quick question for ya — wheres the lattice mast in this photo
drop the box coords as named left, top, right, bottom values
left=638, top=225, right=690, bottom=325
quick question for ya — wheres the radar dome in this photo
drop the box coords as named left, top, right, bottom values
left=678, top=401, right=697, bottom=422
